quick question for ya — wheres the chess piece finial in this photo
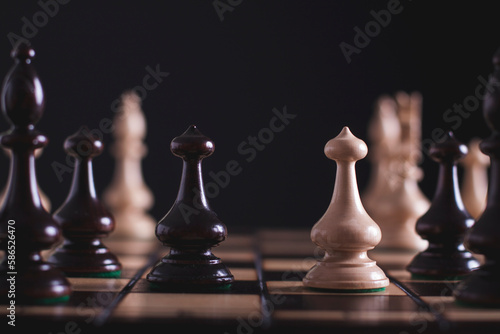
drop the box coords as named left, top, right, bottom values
left=303, top=126, right=389, bottom=291
left=103, top=90, right=155, bottom=240
left=147, top=125, right=233, bottom=289
left=48, top=126, right=122, bottom=277
left=460, top=138, right=489, bottom=219
left=0, top=42, right=71, bottom=303
left=454, top=48, right=500, bottom=306
left=407, top=132, right=479, bottom=279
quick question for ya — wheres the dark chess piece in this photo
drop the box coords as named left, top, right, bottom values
left=147, top=125, right=233, bottom=289
left=454, top=49, right=500, bottom=307
left=407, top=132, right=479, bottom=279
left=48, top=126, right=122, bottom=277
left=0, top=42, right=71, bottom=303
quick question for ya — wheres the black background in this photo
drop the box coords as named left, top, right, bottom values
left=0, top=1, right=496, bottom=231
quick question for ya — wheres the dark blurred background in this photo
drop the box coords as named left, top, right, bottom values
left=0, top=1, right=496, bottom=230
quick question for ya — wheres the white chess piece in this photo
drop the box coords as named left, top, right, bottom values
left=103, top=90, right=156, bottom=240
left=303, top=127, right=389, bottom=291
left=461, top=138, right=489, bottom=219
left=363, top=92, right=429, bottom=251
left=362, top=95, right=401, bottom=211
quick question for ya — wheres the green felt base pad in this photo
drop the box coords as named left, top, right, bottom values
left=308, top=287, right=386, bottom=293
left=65, top=270, right=122, bottom=278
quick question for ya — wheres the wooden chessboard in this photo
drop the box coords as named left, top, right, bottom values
left=2, top=229, right=500, bottom=333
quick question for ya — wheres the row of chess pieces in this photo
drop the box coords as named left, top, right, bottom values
left=301, top=56, right=500, bottom=306
left=0, top=41, right=499, bottom=308
left=0, top=90, right=158, bottom=241
left=0, top=42, right=233, bottom=303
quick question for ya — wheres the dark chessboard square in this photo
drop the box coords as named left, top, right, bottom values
left=131, top=278, right=261, bottom=294
left=274, top=294, right=421, bottom=312
left=64, top=291, right=120, bottom=308
left=263, top=270, right=307, bottom=282
left=403, top=281, right=458, bottom=297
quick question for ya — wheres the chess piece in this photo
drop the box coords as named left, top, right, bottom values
left=454, top=49, right=500, bottom=307
left=103, top=90, right=155, bottom=240
left=361, top=95, right=401, bottom=210
left=460, top=138, right=489, bottom=219
left=0, top=42, right=71, bottom=303
left=48, top=126, right=122, bottom=277
left=407, top=132, right=480, bottom=279
left=363, top=92, right=430, bottom=251
left=303, top=127, right=389, bottom=291
left=147, top=125, right=233, bottom=289
left=0, top=147, right=51, bottom=212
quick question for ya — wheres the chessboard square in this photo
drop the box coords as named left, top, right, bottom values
left=213, top=250, right=255, bottom=263
left=445, top=309, right=500, bottom=322
left=66, top=291, right=119, bottom=307
left=263, top=270, right=306, bottom=282
left=272, top=309, right=435, bottom=324
left=260, top=240, right=317, bottom=257
left=257, top=228, right=311, bottom=242
left=262, top=258, right=317, bottom=272
left=422, top=296, right=500, bottom=322
left=257, top=228, right=310, bottom=241
left=231, top=268, right=258, bottom=281
left=402, top=281, right=458, bottom=297
left=267, top=281, right=406, bottom=296
left=271, top=292, right=420, bottom=312
left=68, top=277, right=130, bottom=291
left=113, top=293, right=261, bottom=320
left=0, top=304, right=100, bottom=320
left=131, top=278, right=261, bottom=294
left=386, top=270, right=464, bottom=284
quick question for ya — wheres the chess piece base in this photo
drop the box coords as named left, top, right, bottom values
left=0, top=256, right=71, bottom=304
left=48, top=240, right=122, bottom=277
left=147, top=249, right=233, bottom=287
left=303, top=257, right=389, bottom=290
left=407, top=248, right=480, bottom=279
left=454, top=264, right=500, bottom=307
